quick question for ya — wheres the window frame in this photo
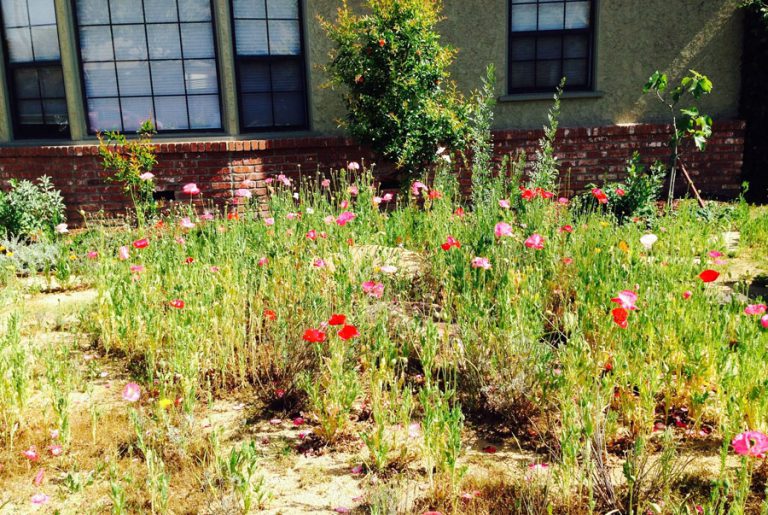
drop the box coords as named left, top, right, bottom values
left=507, top=0, right=596, bottom=95
left=229, top=0, right=309, bottom=133
left=0, top=1, right=70, bottom=139
left=70, top=0, right=226, bottom=136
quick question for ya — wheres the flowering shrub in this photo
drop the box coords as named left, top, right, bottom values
left=0, top=176, right=66, bottom=241
left=321, top=0, right=468, bottom=174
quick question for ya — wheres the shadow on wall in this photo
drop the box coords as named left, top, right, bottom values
left=622, top=1, right=740, bottom=123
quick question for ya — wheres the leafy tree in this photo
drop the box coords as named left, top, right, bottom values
left=321, top=0, right=469, bottom=177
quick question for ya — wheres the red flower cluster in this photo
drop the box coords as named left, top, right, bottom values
left=441, top=235, right=461, bottom=251
left=520, top=187, right=554, bottom=201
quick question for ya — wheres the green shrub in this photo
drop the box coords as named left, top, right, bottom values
left=321, top=0, right=469, bottom=175
left=583, top=152, right=666, bottom=223
left=0, top=176, right=66, bottom=240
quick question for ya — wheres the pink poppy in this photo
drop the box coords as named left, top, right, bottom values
left=471, top=257, right=492, bottom=270
left=129, top=265, right=144, bottom=273
left=708, top=250, right=723, bottom=258
left=132, top=238, right=149, bottom=249
left=340, top=200, right=349, bottom=209
left=362, top=281, right=384, bottom=299
left=293, top=417, right=305, bottom=426
left=139, top=172, right=155, bottom=181
left=562, top=257, right=573, bottom=265
left=48, top=445, right=63, bottom=457
left=499, top=199, right=511, bottom=209
left=50, top=429, right=59, bottom=440
left=592, top=188, right=608, bottom=204
left=382, top=193, right=394, bottom=202
left=313, top=258, right=326, bottom=268
left=744, top=304, right=767, bottom=316
left=321, top=179, right=331, bottom=188
left=286, top=212, right=299, bottom=220
left=348, top=185, right=359, bottom=196
left=336, top=211, right=356, bottom=226
left=306, top=229, right=318, bottom=241
left=122, top=383, right=141, bottom=402
left=559, top=225, right=573, bottom=234
left=234, top=188, right=252, bottom=199
left=277, top=174, right=291, bottom=186
left=118, top=246, right=129, bottom=260
left=258, top=257, right=268, bottom=267
left=494, top=222, right=513, bottom=239
left=682, top=291, right=693, bottom=300
left=347, top=161, right=360, bottom=172
left=175, top=237, right=186, bottom=245
left=209, top=266, right=220, bottom=273
left=732, top=430, right=768, bottom=458
left=411, top=181, right=428, bottom=196
left=31, top=494, right=50, bottom=505
left=182, top=183, right=200, bottom=195
left=323, top=215, right=336, bottom=225
left=524, top=234, right=545, bottom=250
left=22, top=447, right=39, bottom=462
left=264, top=217, right=275, bottom=226
left=616, top=188, right=626, bottom=196
left=611, top=290, right=639, bottom=311
left=557, top=197, right=569, bottom=205
left=373, top=196, right=382, bottom=205
left=180, top=217, right=195, bottom=229
left=762, top=315, right=768, bottom=329
left=33, top=468, right=45, bottom=486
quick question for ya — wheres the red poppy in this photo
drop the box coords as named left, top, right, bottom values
left=378, top=38, right=386, bottom=47
left=521, top=188, right=536, bottom=201
left=347, top=238, right=355, bottom=247
left=428, top=190, right=442, bottom=200
left=185, top=257, right=194, bottom=264
left=592, top=188, right=609, bottom=204
left=155, top=220, right=164, bottom=229
left=228, top=211, right=239, bottom=221
left=454, top=207, right=465, bottom=218
left=441, top=235, right=461, bottom=251
left=328, top=314, right=347, bottom=326
left=699, top=269, right=720, bottom=283
left=482, top=445, right=497, bottom=454
left=133, top=238, right=149, bottom=249
left=306, top=229, right=318, bottom=241
left=559, top=225, right=574, bottom=234
left=337, top=324, right=360, bottom=340
left=612, top=307, right=628, bottom=329
left=303, top=328, right=326, bottom=343
left=170, top=299, right=185, bottom=309
left=263, top=309, right=277, bottom=321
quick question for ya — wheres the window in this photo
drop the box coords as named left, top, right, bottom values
left=508, top=0, right=594, bottom=93
left=231, top=0, right=307, bottom=131
left=74, top=0, right=222, bottom=133
left=1, top=0, right=69, bottom=138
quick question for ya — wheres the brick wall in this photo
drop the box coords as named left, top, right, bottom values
left=0, top=120, right=745, bottom=224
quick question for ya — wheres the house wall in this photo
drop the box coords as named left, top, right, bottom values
left=308, top=0, right=744, bottom=132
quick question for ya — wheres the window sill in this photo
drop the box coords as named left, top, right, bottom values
left=499, top=90, right=605, bottom=103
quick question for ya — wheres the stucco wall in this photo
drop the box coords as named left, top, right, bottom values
left=308, top=0, right=744, bottom=132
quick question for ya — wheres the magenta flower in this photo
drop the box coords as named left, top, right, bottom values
left=258, top=257, right=268, bottom=267
left=611, top=290, right=639, bottom=311
left=321, top=178, right=331, bottom=188
left=264, top=217, right=275, bottom=226
left=122, top=382, right=141, bottom=403
left=201, top=211, right=214, bottom=221
left=762, top=315, right=768, bottom=329
left=182, top=183, right=200, bottom=195
left=682, top=290, right=693, bottom=300
left=33, top=468, right=45, bottom=486
left=557, top=197, right=569, bottom=205
left=732, top=430, right=768, bottom=458
left=129, top=265, right=144, bottom=274
left=744, top=304, right=767, bottom=316
left=180, top=217, right=195, bottom=229
left=22, top=447, right=39, bottom=462
left=87, top=251, right=99, bottom=260
left=48, top=445, right=63, bottom=457
left=348, top=185, right=359, bottom=196
left=234, top=188, right=252, bottom=199
left=373, top=196, right=382, bottom=205
left=499, top=199, right=511, bottom=209
left=118, top=246, right=130, bottom=261
left=524, top=234, right=545, bottom=250
left=313, top=258, right=327, bottom=268
left=347, top=161, right=360, bottom=172
left=411, top=181, right=428, bottom=196
left=286, top=213, right=298, bottom=220
left=336, top=211, right=356, bottom=226
left=382, top=193, right=394, bottom=202
left=708, top=250, right=723, bottom=258
left=494, top=222, right=513, bottom=239
left=471, top=257, right=492, bottom=270
left=362, top=281, right=384, bottom=299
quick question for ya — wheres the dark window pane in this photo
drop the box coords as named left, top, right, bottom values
left=239, top=62, right=271, bottom=93
left=510, top=37, right=535, bottom=61
left=273, top=92, right=304, bottom=126
left=536, top=36, right=561, bottom=59
left=39, top=67, right=65, bottom=97
left=14, top=68, right=40, bottom=99
left=19, top=100, right=44, bottom=125
left=563, top=58, right=587, bottom=86
left=242, top=93, right=273, bottom=128
left=43, top=99, right=67, bottom=124
left=271, top=61, right=302, bottom=91
left=564, top=34, right=587, bottom=58
left=509, top=61, right=535, bottom=89
left=535, top=60, right=561, bottom=88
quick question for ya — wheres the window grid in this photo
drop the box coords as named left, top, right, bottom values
left=1, top=0, right=69, bottom=138
left=74, top=0, right=223, bottom=134
left=508, top=0, right=594, bottom=94
left=231, top=0, right=308, bottom=132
